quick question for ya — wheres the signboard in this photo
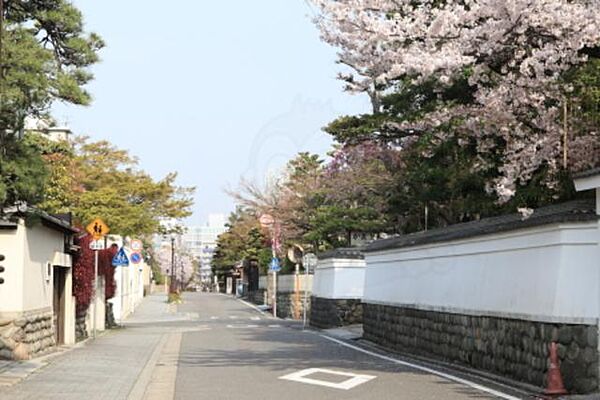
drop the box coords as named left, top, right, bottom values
left=112, top=248, right=129, bottom=267
left=130, top=252, right=142, bottom=265
left=302, top=253, right=318, bottom=273
left=86, top=218, right=110, bottom=241
left=89, top=240, right=106, bottom=251
left=130, top=239, right=143, bottom=252
left=270, top=257, right=281, bottom=272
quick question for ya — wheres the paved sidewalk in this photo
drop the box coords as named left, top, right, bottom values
left=322, top=324, right=363, bottom=341
left=0, top=294, right=178, bottom=400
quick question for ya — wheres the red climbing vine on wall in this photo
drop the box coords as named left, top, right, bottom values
left=100, top=244, right=118, bottom=300
left=73, top=235, right=118, bottom=314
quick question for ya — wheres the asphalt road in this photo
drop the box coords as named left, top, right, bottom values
left=0, top=293, right=529, bottom=400
left=171, top=293, right=524, bottom=400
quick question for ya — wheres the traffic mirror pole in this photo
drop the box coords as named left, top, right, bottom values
left=303, top=263, right=308, bottom=329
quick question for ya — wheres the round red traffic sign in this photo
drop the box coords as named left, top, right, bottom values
left=130, top=239, right=143, bottom=252
left=259, top=214, right=275, bottom=228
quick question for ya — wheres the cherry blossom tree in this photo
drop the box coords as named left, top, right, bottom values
left=155, top=241, right=196, bottom=289
left=311, top=0, right=600, bottom=201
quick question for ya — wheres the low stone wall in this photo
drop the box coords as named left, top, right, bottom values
left=276, top=292, right=311, bottom=320
left=105, top=302, right=117, bottom=329
left=363, top=303, right=599, bottom=394
left=75, top=310, right=88, bottom=342
left=246, top=289, right=267, bottom=306
left=0, top=309, right=56, bottom=360
left=310, top=296, right=363, bottom=329
left=246, top=290, right=311, bottom=320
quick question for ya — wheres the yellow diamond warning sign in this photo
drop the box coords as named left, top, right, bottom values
left=86, top=218, right=110, bottom=241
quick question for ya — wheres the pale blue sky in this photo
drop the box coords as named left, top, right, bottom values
left=54, top=1, right=369, bottom=224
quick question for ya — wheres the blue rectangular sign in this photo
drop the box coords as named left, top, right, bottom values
left=269, top=257, right=281, bottom=272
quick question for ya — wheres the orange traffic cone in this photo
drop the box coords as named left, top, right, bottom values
left=545, top=342, right=567, bottom=396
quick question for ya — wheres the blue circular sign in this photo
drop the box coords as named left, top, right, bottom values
left=130, top=252, right=142, bottom=264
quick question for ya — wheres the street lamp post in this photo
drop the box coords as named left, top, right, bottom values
left=180, top=259, right=184, bottom=292
left=170, top=235, right=176, bottom=294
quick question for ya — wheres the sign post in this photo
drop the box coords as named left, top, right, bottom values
left=86, top=218, right=110, bottom=339
left=270, top=257, right=281, bottom=317
left=260, top=214, right=279, bottom=317
left=302, top=253, right=317, bottom=330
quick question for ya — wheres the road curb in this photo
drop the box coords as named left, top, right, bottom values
left=234, top=296, right=276, bottom=319
left=127, top=334, right=170, bottom=400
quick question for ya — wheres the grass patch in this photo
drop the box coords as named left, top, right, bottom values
left=167, top=291, right=183, bottom=304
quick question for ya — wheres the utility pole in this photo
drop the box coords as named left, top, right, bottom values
left=93, top=249, right=98, bottom=338
left=170, top=236, right=176, bottom=293
left=180, top=258, right=184, bottom=292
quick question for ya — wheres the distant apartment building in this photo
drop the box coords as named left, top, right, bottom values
left=182, top=214, right=227, bottom=283
left=25, top=117, right=72, bottom=143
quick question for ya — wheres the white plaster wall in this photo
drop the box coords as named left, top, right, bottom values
left=313, top=258, right=366, bottom=299
left=0, top=221, right=69, bottom=314
left=364, top=222, right=600, bottom=324
left=276, top=275, right=313, bottom=292
left=259, top=276, right=267, bottom=290
left=96, top=276, right=106, bottom=332
left=63, top=269, right=76, bottom=345
left=258, top=275, right=313, bottom=292
left=86, top=276, right=106, bottom=335
left=22, top=223, right=66, bottom=312
left=109, top=248, right=147, bottom=322
left=0, top=225, right=25, bottom=313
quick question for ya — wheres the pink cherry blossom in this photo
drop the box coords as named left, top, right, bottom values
left=310, top=0, right=600, bottom=200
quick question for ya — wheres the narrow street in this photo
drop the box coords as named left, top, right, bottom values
left=0, top=293, right=528, bottom=400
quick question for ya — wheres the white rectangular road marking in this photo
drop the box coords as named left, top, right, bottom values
left=279, top=368, right=376, bottom=390
left=319, top=335, right=522, bottom=400
left=251, top=317, right=261, bottom=321
left=268, top=325, right=280, bottom=328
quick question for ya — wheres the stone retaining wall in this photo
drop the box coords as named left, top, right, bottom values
left=363, top=303, right=599, bottom=394
left=276, top=292, right=310, bottom=320
left=75, top=310, right=88, bottom=342
left=0, top=309, right=56, bottom=360
left=310, top=297, right=362, bottom=329
left=246, top=289, right=267, bottom=306
left=105, top=302, right=117, bottom=329
left=246, top=290, right=311, bottom=320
